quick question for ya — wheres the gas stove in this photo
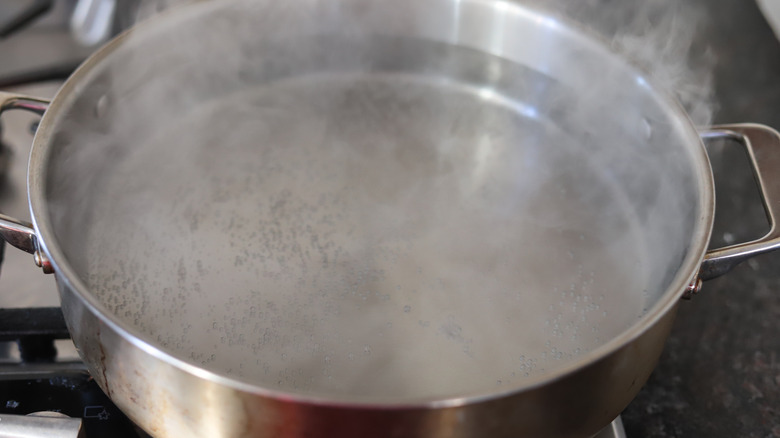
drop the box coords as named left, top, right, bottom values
left=0, top=1, right=778, bottom=437
left=0, top=313, right=146, bottom=437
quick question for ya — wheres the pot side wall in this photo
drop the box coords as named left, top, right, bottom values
left=58, top=275, right=678, bottom=438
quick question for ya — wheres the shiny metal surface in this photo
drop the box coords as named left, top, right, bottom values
left=0, top=0, right=775, bottom=436
left=0, top=82, right=61, bottom=309
left=60, top=279, right=675, bottom=437
left=0, top=92, right=49, bottom=256
left=0, top=92, right=48, bottom=116
left=34, top=0, right=708, bottom=433
left=698, top=124, right=780, bottom=280
left=681, top=276, right=703, bottom=300
left=0, top=93, right=49, bottom=273
left=37, top=0, right=714, bottom=397
left=593, top=417, right=626, bottom=438
left=0, top=412, right=83, bottom=438
left=0, top=213, right=35, bottom=254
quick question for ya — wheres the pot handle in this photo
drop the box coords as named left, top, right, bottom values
left=698, top=123, right=780, bottom=282
left=0, top=91, right=51, bottom=272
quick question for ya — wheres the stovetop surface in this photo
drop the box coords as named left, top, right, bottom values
left=0, top=1, right=778, bottom=437
left=0, top=368, right=148, bottom=437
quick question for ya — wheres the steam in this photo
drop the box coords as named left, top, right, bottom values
left=41, top=0, right=716, bottom=401
left=536, top=0, right=717, bottom=126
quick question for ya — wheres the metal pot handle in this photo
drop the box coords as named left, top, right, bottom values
left=0, top=91, right=51, bottom=272
left=698, top=124, right=780, bottom=282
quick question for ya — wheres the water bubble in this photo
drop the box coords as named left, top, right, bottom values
left=403, top=305, right=411, bottom=313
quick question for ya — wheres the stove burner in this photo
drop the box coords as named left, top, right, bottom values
left=0, top=365, right=149, bottom=437
left=0, top=305, right=144, bottom=436
left=0, top=307, right=69, bottom=362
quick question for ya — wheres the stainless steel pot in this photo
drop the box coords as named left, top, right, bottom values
left=1, top=0, right=780, bottom=437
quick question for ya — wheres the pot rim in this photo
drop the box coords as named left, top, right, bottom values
left=26, top=0, right=715, bottom=408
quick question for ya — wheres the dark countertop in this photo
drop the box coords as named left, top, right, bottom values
left=622, top=1, right=780, bottom=436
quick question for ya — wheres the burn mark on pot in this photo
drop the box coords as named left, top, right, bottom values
left=96, top=325, right=113, bottom=399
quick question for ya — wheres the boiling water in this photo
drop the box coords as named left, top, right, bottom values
left=79, top=68, right=651, bottom=399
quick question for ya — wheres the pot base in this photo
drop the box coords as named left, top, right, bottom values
left=594, top=416, right=627, bottom=438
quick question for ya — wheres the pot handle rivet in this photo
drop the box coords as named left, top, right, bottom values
left=33, top=250, right=54, bottom=274
left=682, top=276, right=703, bottom=300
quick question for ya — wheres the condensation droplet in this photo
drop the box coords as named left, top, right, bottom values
left=641, top=117, right=653, bottom=139
left=95, top=94, right=109, bottom=118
